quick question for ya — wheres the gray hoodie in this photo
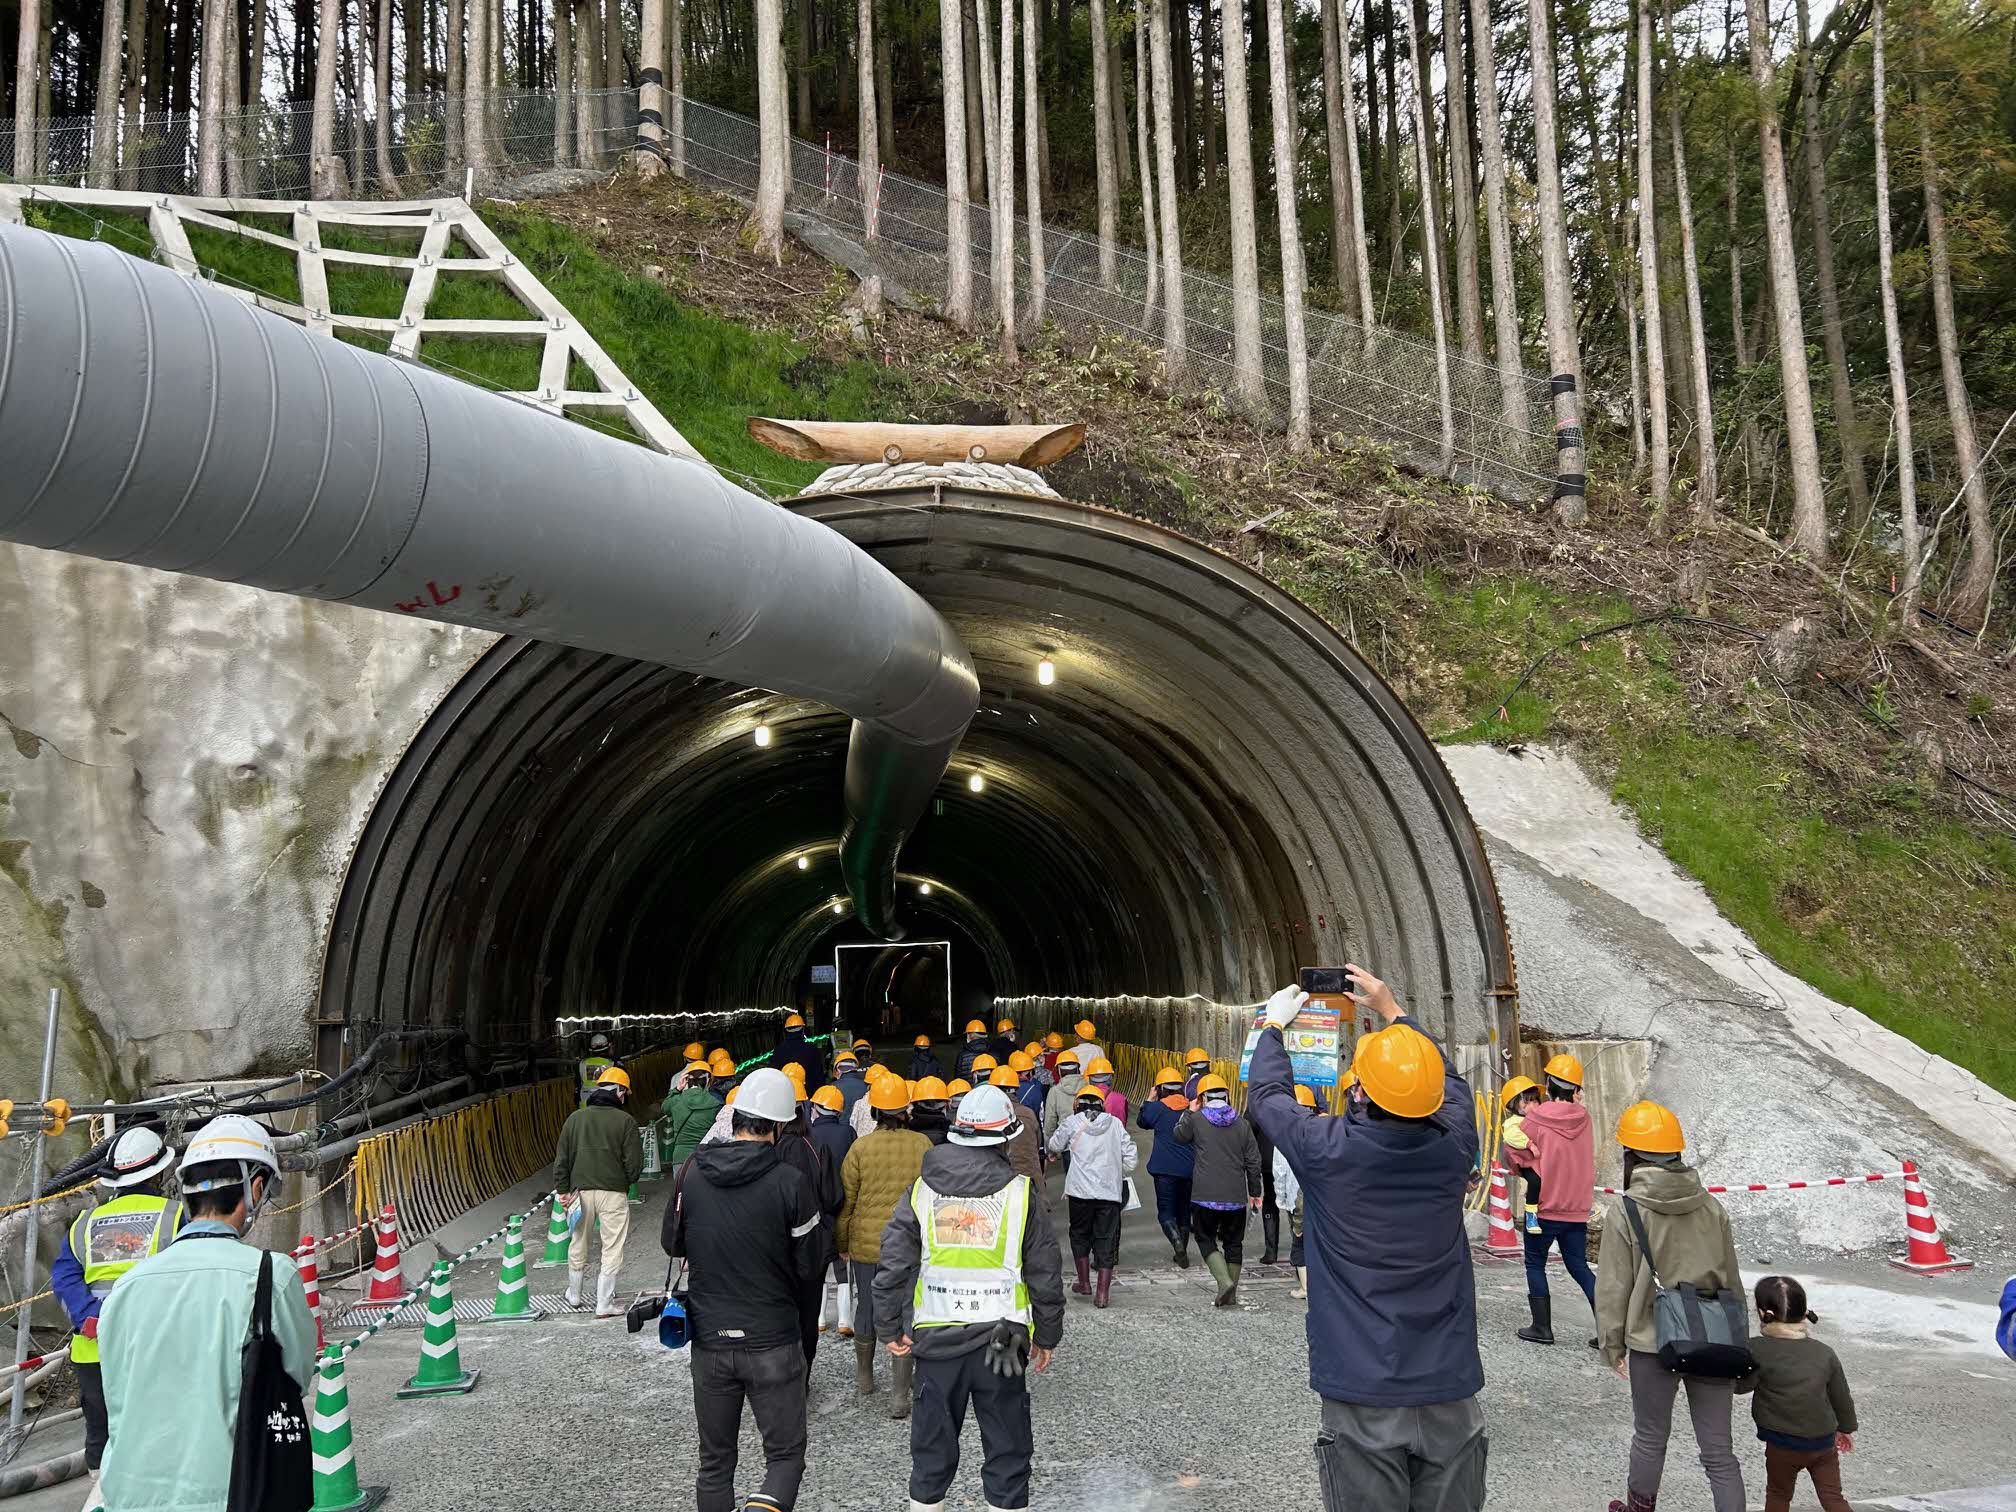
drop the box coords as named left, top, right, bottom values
left=1045, top=1107, right=1138, bottom=1200
left=1595, top=1161, right=1745, bottom=1366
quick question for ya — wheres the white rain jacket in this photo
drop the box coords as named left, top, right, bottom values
left=1045, top=1109, right=1138, bottom=1201
left=1273, top=1146, right=1303, bottom=1213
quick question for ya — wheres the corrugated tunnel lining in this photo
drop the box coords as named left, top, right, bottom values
left=318, top=487, right=1516, bottom=1068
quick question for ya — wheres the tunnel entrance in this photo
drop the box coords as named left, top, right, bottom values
left=834, top=941, right=954, bottom=1042
left=317, top=465, right=1516, bottom=1074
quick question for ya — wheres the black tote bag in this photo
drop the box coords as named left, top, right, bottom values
left=226, top=1250, right=314, bottom=1512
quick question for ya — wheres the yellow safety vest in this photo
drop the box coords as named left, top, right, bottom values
left=579, top=1056, right=615, bottom=1098
left=909, top=1175, right=1033, bottom=1330
left=67, top=1195, right=181, bottom=1364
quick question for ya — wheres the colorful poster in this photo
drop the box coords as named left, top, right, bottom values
left=1239, top=997, right=1346, bottom=1087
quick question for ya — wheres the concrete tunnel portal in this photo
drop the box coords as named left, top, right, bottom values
left=319, top=471, right=1519, bottom=1074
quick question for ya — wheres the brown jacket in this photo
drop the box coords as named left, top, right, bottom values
left=1596, top=1162, right=1745, bottom=1366
left=836, top=1126, right=933, bottom=1262
left=1001, top=1105, right=1045, bottom=1195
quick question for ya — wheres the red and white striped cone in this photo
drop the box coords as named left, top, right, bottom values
left=296, top=1239, right=326, bottom=1349
left=361, top=1204, right=406, bottom=1306
left=1887, top=1159, right=1972, bottom=1275
left=1475, top=1162, right=1521, bottom=1260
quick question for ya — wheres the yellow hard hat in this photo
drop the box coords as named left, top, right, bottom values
left=1196, top=1073, right=1229, bottom=1096
left=914, top=1076, right=949, bottom=1101
left=1152, top=1066, right=1183, bottom=1088
left=1054, top=1050, right=1080, bottom=1072
left=683, top=1059, right=711, bottom=1077
left=784, top=1063, right=807, bottom=1086
left=1074, top=1082, right=1108, bottom=1103
left=1499, top=1075, right=1539, bottom=1110
left=867, top=1077, right=910, bottom=1112
left=1044, top=1032, right=1064, bottom=1050
left=971, top=1054, right=998, bottom=1074
left=988, top=1066, right=1020, bottom=1089
left=1352, top=1025, right=1445, bottom=1118
left=904, top=1079, right=918, bottom=1098
left=1008, top=1051, right=1035, bottom=1072
left=724, top=1087, right=740, bottom=1106
left=852, top=1037, right=874, bottom=1052
left=1073, top=1019, right=1097, bottom=1040
left=596, top=1066, right=631, bottom=1089
left=946, top=1078, right=972, bottom=1096
left=997, top=1018, right=1015, bottom=1033
left=1543, top=1053, right=1585, bottom=1088
left=1293, top=1085, right=1318, bottom=1109
left=810, top=1085, right=844, bottom=1112
left=708, top=1048, right=734, bottom=1070
left=914, top=1034, right=931, bottom=1048
left=1023, top=1041, right=1043, bottom=1059
left=683, top=1041, right=705, bottom=1061
left=964, top=1019, right=987, bottom=1034
left=1616, top=1100, right=1684, bottom=1154
left=1340, top=1069, right=1357, bottom=1093
left=1085, top=1056, right=1114, bottom=1078
left=866, top=1063, right=891, bottom=1082
left=1184, top=1046, right=1210, bottom=1067
left=784, top=1013, right=805, bottom=1030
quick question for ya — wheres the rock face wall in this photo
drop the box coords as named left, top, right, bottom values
left=0, top=543, right=493, bottom=1110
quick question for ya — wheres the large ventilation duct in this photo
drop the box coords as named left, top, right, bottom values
left=0, top=223, right=976, bottom=937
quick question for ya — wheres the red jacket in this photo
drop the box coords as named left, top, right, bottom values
left=1505, top=1098, right=1594, bottom=1223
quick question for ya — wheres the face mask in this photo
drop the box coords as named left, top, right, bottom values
left=1091, top=1076, right=1113, bottom=1088
left=1188, top=1064, right=1209, bottom=1076
left=1204, top=1093, right=1230, bottom=1107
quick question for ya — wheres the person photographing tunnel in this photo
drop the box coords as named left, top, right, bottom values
left=1247, top=967, right=1485, bottom=1512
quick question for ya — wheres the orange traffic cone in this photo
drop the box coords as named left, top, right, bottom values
left=1475, top=1161, right=1521, bottom=1261
left=295, top=1239, right=326, bottom=1349
left=1887, top=1159, right=1972, bottom=1275
left=362, top=1204, right=406, bottom=1306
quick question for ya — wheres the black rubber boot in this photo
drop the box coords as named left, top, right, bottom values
left=1261, top=1209, right=1281, bottom=1266
left=1517, top=1294, right=1555, bottom=1345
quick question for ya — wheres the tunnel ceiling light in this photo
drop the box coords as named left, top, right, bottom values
left=967, top=772, right=986, bottom=793
left=796, top=855, right=810, bottom=870
left=753, top=723, right=772, bottom=748
left=918, top=881, right=934, bottom=895
left=831, top=900, right=846, bottom=914
left=1037, top=658, right=1056, bottom=686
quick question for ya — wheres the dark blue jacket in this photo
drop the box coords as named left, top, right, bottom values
left=1999, top=1275, right=2015, bottom=1362
left=908, top=1048, right=944, bottom=1079
left=1017, top=1078, right=1048, bottom=1118
left=1135, top=1096, right=1197, bottom=1179
left=808, top=1111, right=856, bottom=1175
left=1248, top=1019, right=1482, bottom=1408
left=772, top=1029, right=827, bottom=1089
left=992, top=1034, right=1020, bottom=1063
left=952, top=1038, right=991, bottom=1082
left=836, top=1068, right=870, bottom=1116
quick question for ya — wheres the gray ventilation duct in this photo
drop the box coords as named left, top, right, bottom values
left=0, top=222, right=976, bottom=938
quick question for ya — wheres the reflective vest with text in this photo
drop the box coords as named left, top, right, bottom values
left=67, top=1195, right=181, bottom=1364
left=909, top=1175, right=1033, bottom=1330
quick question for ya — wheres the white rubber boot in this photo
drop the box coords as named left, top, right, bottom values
left=1291, top=1266, right=1309, bottom=1300
left=594, top=1271, right=620, bottom=1318
left=908, top=1502, right=944, bottom=1511
left=818, top=1280, right=837, bottom=1333
left=564, top=1268, right=585, bottom=1308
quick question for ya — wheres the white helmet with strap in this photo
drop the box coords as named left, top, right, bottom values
left=178, top=1114, right=282, bottom=1214
left=948, top=1084, right=1018, bottom=1146
left=589, top=1033, right=611, bottom=1052
left=101, top=1126, right=175, bottom=1189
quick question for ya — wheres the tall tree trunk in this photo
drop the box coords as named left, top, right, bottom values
left=347, top=0, right=368, bottom=189
left=1794, top=0, right=1869, bottom=527
left=248, top=0, right=268, bottom=124
left=1526, top=0, right=1585, bottom=524
left=637, top=0, right=667, bottom=172
left=1219, top=0, right=1265, bottom=412
left=1266, top=0, right=1311, bottom=448
left=1408, top=5, right=1455, bottom=471
left=200, top=0, right=227, bottom=193
left=404, top=0, right=422, bottom=98
left=942, top=0, right=976, bottom=327
left=1871, top=0, right=1920, bottom=617
left=604, top=0, right=624, bottom=137
left=1136, top=2, right=1161, bottom=321
left=374, top=0, right=400, bottom=191
left=669, top=0, right=685, bottom=172
left=967, top=1, right=990, bottom=195
left=1173, top=0, right=1193, bottom=190
left=1468, top=0, right=1524, bottom=428
left=1409, top=0, right=1450, bottom=333
left=1915, top=33, right=1992, bottom=622
left=748, top=0, right=790, bottom=260
left=1380, top=0, right=1402, bottom=277
left=857, top=0, right=879, bottom=233
left=1319, top=0, right=1355, bottom=311
left=575, top=0, right=599, bottom=163
left=1745, top=0, right=1827, bottom=562
left=1442, top=0, right=1482, bottom=359
left=1090, top=0, right=1121, bottom=288
left=13, top=0, right=44, bottom=178
left=1149, top=0, right=1186, bottom=375
left=553, top=0, right=573, bottom=165
left=795, top=0, right=812, bottom=127
left=91, top=0, right=126, bottom=187
left=463, top=0, right=492, bottom=176
left=975, top=0, right=999, bottom=209
left=223, top=0, right=246, bottom=194
left=995, top=0, right=1020, bottom=358
left=1635, top=0, right=1670, bottom=518
left=445, top=0, right=465, bottom=162
left=120, top=0, right=149, bottom=187
left=1568, top=23, right=1638, bottom=466
left=1726, top=126, right=1761, bottom=497
left=1022, top=0, right=1048, bottom=326
left=875, top=0, right=895, bottom=161
left=1200, top=0, right=1218, bottom=188
left=1660, top=0, right=1713, bottom=518
left=1363, top=0, right=1381, bottom=258
left=1112, top=32, right=1133, bottom=187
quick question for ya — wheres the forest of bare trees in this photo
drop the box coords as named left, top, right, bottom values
left=3, top=0, right=2011, bottom=623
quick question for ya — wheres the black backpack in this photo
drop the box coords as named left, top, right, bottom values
left=1619, top=1196, right=1755, bottom=1379
left=226, top=1251, right=313, bottom=1512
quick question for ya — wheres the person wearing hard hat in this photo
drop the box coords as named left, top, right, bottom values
left=910, top=1077, right=954, bottom=1145
left=873, top=1083, right=1066, bottom=1512
left=1597, top=1101, right=1747, bottom=1512
left=662, top=1068, right=824, bottom=1512
left=1068, top=1018, right=1104, bottom=1069
left=908, top=1034, right=944, bottom=1080
left=1172, top=1074, right=1263, bottom=1307
left=665, top=1059, right=726, bottom=1170
left=578, top=1031, right=618, bottom=1104
left=96, top=1115, right=316, bottom=1512
left=991, top=1016, right=1020, bottom=1064
left=1505, top=1053, right=1598, bottom=1348
left=953, top=1020, right=992, bottom=1083
left=554, top=1065, right=645, bottom=1316
left=833, top=1048, right=871, bottom=1117
left=1009, top=1051, right=1047, bottom=1119
left=1245, top=966, right=1484, bottom=1511
left=1083, top=1057, right=1126, bottom=1121
left=1273, top=1085, right=1324, bottom=1299
left=943, top=1078, right=972, bottom=1122
left=1045, top=1082, right=1138, bottom=1308
left=807, top=1085, right=856, bottom=1336
left=684, top=1040, right=707, bottom=1063
left=837, top=1075, right=933, bottom=1409
left=49, top=1127, right=182, bottom=1493
left=1497, top=1075, right=1544, bottom=1235
left=1179, top=1046, right=1213, bottom=1102
left=988, top=1064, right=1045, bottom=1197
left=1039, top=1031, right=1066, bottom=1083
left=1136, top=1067, right=1195, bottom=1268
left=771, top=1011, right=828, bottom=1090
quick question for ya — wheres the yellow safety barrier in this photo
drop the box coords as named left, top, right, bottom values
left=353, top=1077, right=575, bottom=1241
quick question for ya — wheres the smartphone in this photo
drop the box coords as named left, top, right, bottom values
left=1299, top=966, right=1352, bottom=996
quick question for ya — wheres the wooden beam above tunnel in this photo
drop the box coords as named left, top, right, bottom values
left=746, top=418, right=1087, bottom=468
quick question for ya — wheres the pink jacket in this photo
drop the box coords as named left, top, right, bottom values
left=1102, top=1088, right=1128, bottom=1121
left=1505, top=1098, right=1594, bottom=1223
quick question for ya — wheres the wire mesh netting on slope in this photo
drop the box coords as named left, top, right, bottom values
left=7, top=87, right=1554, bottom=498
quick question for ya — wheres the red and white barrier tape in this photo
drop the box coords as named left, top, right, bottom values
left=1594, top=1170, right=1906, bottom=1196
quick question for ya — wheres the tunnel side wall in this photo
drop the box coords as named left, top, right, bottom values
left=0, top=542, right=494, bottom=1104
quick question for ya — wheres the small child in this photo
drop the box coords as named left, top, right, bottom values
left=1739, top=1275, right=1857, bottom=1512
left=1499, top=1076, right=1544, bottom=1234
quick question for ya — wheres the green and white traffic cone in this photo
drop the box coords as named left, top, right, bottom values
left=534, top=1194, right=571, bottom=1268
left=627, top=1180, right=642, bottom=1206
left=641, top=1122, right=663, bottom=1179
left=397, top=1262, right=481, bottom=1398
left=483, top=1214, right=542, bottom=1324
left=311, top=1347, right=389, bottom=1511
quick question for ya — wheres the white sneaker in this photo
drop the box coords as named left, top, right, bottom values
left=594, top=1272, right=620, bottom=1318
left=564, top=1269, right=585, bottom=1308
left=908, top=1502, right=945, bottom=1511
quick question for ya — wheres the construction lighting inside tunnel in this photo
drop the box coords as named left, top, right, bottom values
left=318, top=478, right=1516, bottom=1072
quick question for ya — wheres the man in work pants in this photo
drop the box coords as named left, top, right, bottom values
left=665, top=1068, right=825, bottom=1512
left=1247, top=968, right=1486, bottom=1512
left=554, top=1065, right=645, bottom=1317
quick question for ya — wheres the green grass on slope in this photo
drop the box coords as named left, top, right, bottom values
left=1404, top=573, right=2016, bottom=1100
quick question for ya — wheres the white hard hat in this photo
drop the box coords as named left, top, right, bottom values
left=101, top=1127, right=174, bottom=1189
left=589, top=1033, right=611, bottom=1052
left=948, top=1084, right=1018, bottom=1146
left=735, top=1068, right=799, bottom=1125
left=178, top=1113, right=281, bottom=1192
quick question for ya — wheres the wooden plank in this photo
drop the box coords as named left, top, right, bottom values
left=745, top=418, right=1086, bottom=468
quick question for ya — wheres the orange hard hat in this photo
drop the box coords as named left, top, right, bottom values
left=784, top=1013, right=805, bottom=1030
left=914, top=1034, right=931, bottom=1048
left=914, top=1076, right=949, bottom=1101
left=683, top=1059, right=711, bottom=1077
left=1195, top=1073, right=1229, bottom=1096
left=1084, top=1056, right=1114, bottom=1078
left=1054, top=1050, right=1080, bottom=1072
left=596, top=1066, right=631, bottom=1090
left=1152, top=1066, right=1183, bottom=1088
left=810, top=1085, right=844, bottom=1112
left=1008, top=1051, right=1035, bottom=1072
left=1184, top=1046, right=1210, bottom=1066
left=964, top=1019, right=987, bottom=1034
left=988, top=1066, right=1020, bottom=1089
left=683, top=1041, right=706, bottom=1061
left=971, top=1054, right=998, bottom=1074
left=1352, top=1025, right=1445, bottom=1118
left=1073, top=1019, right=1096, bottom=1040
left=867, top=1077, right=910, bottom=1112
left=1499, top=1075, right=1539, bottom=1109
left=724, top=1087, right=740, bottom=1106
left=1543, top=1053, right=1585, bottom=1088
left=1044, top=1032, right=1064, bottom=1050
left=1616, top=1101, right=1684, bottom=1154
left=946, top=1078, right=973, bottom=1096
left=996, top=1018, right=1015, bottom=1032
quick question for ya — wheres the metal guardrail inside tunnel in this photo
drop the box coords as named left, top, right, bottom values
left=3, top=87, right=1554, bottom=499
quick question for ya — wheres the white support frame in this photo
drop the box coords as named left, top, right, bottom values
left=833, top=940, right=954, bottom=1039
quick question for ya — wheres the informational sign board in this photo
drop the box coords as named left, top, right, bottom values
left=1239, top=996, right=1347, bottom=1087
left=809, top=963, right=837, bottom=986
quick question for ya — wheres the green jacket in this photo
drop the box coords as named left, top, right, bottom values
left=1596, top=1162, right=1745, bottom=1366
left=554, top=1097, right=644, bottom=1194
left=1738, top=1325, right=1858, bottom=1440
left=98, top=1227, right=317, bottom=1511
left=662, top=1085, right=724, bottom=1169
left=836, top=1126, right=932, bottom=1262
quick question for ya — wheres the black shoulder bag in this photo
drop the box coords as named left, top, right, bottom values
left=1619, top=1195, right=1754, bottom=1379
left=227, top=1250, right=314, bottom=1512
